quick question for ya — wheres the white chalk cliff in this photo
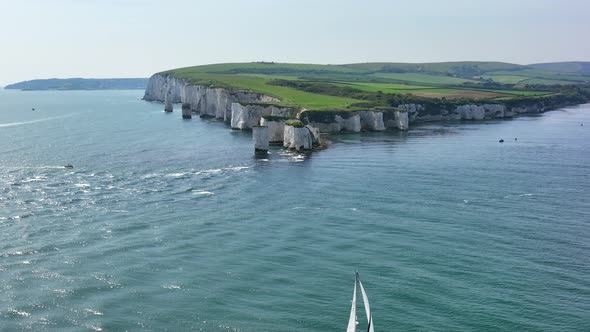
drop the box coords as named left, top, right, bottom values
left=301, top=109, right=408, bottom=133
left=144, top=73, right=573, bottom=147
left=230, top=103, right=292, bottom=130
left=283, top=124, right=315, bottom=151
left=144, top=74, right=282, bottom=126
left=397, top=102, right=559, bottom=124
left=260, top=117, right=287, bottom=143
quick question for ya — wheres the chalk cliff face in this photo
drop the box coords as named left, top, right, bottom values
left=230, top=103, right=293, bottom=130
left=398, top=103, right=527, bottom=123
left=300, top=111, right=361, bottom=133
left=260, top=117, right=287, bottom=143
left=306, top=125, right=321, bottom=144
left=144, top=74, right=183, bottom=102
left=482, top=104, right=506, bottom=118
left=144, top=74, right=281, bottom=125
left=300, top=110, right=408, bottom=133
left=283, top=123, right=320, bottom=151
left=456, top=105, right=486, bottom=120
left=382, top=110, right=409, bottom=130
left=359, top=111, right=386, bottom=131
left=284, top=126, right=312, bottom=151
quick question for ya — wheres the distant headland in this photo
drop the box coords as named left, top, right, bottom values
left=4, top=78, right=148, bottom=91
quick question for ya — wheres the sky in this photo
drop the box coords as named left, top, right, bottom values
left=0, top=0, right=589, bottom=85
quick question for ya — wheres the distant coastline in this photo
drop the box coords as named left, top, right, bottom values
left=4, top=78, right=148, bottom=91
left=141, top=61, right=590, bottom=152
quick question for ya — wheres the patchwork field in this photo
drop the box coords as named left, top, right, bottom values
left=162, top=61, right=589, bottom=110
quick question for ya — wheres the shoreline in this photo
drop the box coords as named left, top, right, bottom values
left=144, top=73, right=588, bottom=153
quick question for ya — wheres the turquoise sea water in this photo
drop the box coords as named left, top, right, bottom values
left=1, top=89, right=589, bottom=331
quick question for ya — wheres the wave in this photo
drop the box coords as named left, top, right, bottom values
left=192, top=190, right=214, bottom=196
left=84, top=309, right=104, bottom=316
left=503, top=193, right=534, bottom=199
left=7, top=309, right=31, bottom=317
left=162, top=284, right=181, bottom=290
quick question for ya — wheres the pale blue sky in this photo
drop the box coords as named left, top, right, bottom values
left=0, top=0, right=588, bottom=85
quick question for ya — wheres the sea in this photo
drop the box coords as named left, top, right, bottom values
left=1, top=89, right=589, bottom=331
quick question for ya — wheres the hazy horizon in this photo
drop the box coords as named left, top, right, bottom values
left=1, top=0, right=589, bottom=86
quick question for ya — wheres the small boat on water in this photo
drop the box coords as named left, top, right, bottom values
left=346, top=272, right=374, bottom=332
left=64, top=164, right=74, bottom=169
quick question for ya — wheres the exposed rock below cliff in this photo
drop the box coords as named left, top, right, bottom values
left=482, top=104, right=506, bottom=118
left=283, top=123, right=315, bottom=151
left=301, top=110, right=409, bottom=133
left=382, top=110, right=409, bottom=130
left=306, top=125, right=321, bottom=144
left=399, top=103, right=509, bottom=123
left=181, top=103, right=191, bottom=118
left=359, top=111, right=386, bottom=131
left=300, top=111, right=362, bottom=133
left=457, top=105, right=485, bottom=120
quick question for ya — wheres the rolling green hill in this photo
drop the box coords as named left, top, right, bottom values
left=529, top=62, right=590, bottom=75
left=161, top=61, right=590, bottom=111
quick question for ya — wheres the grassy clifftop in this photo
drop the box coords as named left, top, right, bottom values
left=162, top=61, right=590, bottom=111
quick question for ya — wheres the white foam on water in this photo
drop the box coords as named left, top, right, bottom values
left=21, top=176, right=47, bottom=183
left=2, top=250, right=37, bottom=257
left=8, top=309, right=31, bottom=317
left=224, top=166, right=251, bottom=171
left=52, top=289, right=68, bottom=294
left=86, top=324, right=103, bottom=331
left=193, top=168, right=223, bottom=175
left=504, top=193, right=533, bottom=199
left=193, top=190, right=214, bottom=196
left=162, top=284, right=181, bottom=290
left=166, top=172, right=188, bottom=178
left=84, top=309, right=104, bottom=316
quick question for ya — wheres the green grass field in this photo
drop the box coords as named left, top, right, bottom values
left=162, top=61, right=589, bottom=110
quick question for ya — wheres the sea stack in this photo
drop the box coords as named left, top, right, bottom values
left=164, top=88, right=173, bottom=113
left=181, top=103, right=192, bottom=119
left=253, top=126, right=269, bottom=155
left=283, top=121, right=313, bottom=151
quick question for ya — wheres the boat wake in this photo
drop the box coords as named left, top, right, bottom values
left=0, top=114, right=76, bottom=128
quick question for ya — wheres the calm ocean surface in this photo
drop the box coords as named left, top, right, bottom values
left=0, top=89, right=589, bottom=331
